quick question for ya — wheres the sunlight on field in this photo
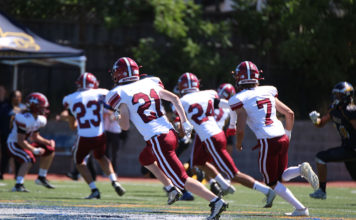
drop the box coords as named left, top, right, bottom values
left=0, top=178, right=355, bottom=219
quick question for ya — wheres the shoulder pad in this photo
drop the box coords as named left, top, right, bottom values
left=37, top=115, right=47, bottom=127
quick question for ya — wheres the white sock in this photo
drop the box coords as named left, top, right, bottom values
left=109, top=173, right=117, bottom=182
left=38, top=168, right=48, bottom=177
left=282, top=166, right=301, bottom=182
left=164, top=184, right=174, bottom=191
left=89, top=182, right=97, bottom=190
left=209, top=179, right=216, bottom=185
left=16, top=176, right=24, bottom=184
left=253, top=181, right=270, bottom=195
left=274, top=181, right=305, bottom=210
left=215, top=174, right=230, bottom=190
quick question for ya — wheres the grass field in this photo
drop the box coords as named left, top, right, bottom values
left=0, top=176, right=355, bottom=219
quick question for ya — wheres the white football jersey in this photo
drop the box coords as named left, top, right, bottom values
left=7, top=112, right=47, bottom=143
left=228, top=85, right=285, bottom=139
left=106, top=77, right=173, bottom=141
left=180, top=90, right=222, bottom=141
left=214, top=107, right=230, bottom=129
left=63, top=88, right=108, bottom=137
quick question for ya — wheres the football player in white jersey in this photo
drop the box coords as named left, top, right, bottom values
left=7, top=92, right=55, bottom=192
left=106, top=57, right=227, bottom=220
left=202, top=83, right=236, bottom=195
left=61, top=72, right=126, bottom=199
left=178, top=72, right=276, bottom=207
left=229, top=61, right=319, bottom=216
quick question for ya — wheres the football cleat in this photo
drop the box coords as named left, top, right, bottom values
left=35, top=176, right=55, bottom=189
left=167, top=186, right=183, bottom=205
left=66, top=172, right=79, bottom=181
left=300, top=162, right=319, bottom=190
left=12, top=183, right=29, bottom=192
left=207, top=198, right=228, bottom=220
left=285, top=208, right=309, bottom=216
left=85, top=188, right=101, bottom=199
left=309, top=188, right=327, bottom=200
left=263, top=188, right=276, bottom=208
left=221, top=184, right=236, bottom=196
left=112, top=181, right=126, bottom=196
left=180, top=190, right=194, bottom=201
left=210, top=182, right=223, bottom=196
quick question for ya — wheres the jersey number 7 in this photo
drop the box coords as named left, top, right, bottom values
left=256, top=98, right=273, bottom=125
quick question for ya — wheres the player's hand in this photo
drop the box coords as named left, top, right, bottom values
left=309, top=111, right=320, bottom=124
left=181, top=135, right=191, bottom=144
left=33, top=148, right=45, bottom=156
left=236, top=144, right=243, bottom=151
left=182, top=121, right=193, bottom=139
left=50, top=139, right=56, bottom=148
left=226, top=128, right=236, bottom=137
left=55, top=114, right=61, bottom=121
left=114, top=110, right=121, bottom=120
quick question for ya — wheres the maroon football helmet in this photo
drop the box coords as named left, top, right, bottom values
left=177, top=72, right=200, bottom=95
left=76, top=72, right=99, bottom=89
left=111, top=57, right=140, bottom=84
left=234, top=61, right=262, bottom=85
left=26, top=92, right=49, bottom=115
left=217, top=83, right=236, bottom=99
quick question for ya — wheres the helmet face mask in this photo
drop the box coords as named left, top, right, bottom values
left=112, top=57, right=140, bottom=85
left=177, top=72, right=200, bottom=95
left=331, top=81, right=354, bottom=108
left=26, top=92, right=49, bottom=116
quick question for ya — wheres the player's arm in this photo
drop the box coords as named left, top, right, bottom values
left=159, top=89, right=193, bottom=137
left=32, top=131, right=55, bottom=148
left=17, top=132, right=45, bottom=156
left=235, top=107, right=248, bottom=151
left=275, top=98, right=294, bottom=132
left=118, top=103, right=130, bottom=131
left=56, top=109, right=77, bottom=130
left=309, top=110, right=331, bottom=128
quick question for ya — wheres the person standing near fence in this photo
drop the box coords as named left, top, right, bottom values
left=0, top=90, right=27, bottom=179
left=104, top=109, right=126, bottom=174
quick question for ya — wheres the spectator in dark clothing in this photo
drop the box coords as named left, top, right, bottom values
left=0, top=90, right=26, bottom=179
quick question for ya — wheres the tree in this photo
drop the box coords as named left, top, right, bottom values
left=233, top=0, right=356, bottom=117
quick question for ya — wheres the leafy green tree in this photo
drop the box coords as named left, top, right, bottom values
left=132, top=0, right=236, bottom=90
left=233, top=0, right=356, bottom=117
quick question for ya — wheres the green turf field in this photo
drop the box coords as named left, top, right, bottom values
left=0, top=179, right=355, bottom=219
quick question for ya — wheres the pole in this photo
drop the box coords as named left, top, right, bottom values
left=13, top=64, right=18, bottom=90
